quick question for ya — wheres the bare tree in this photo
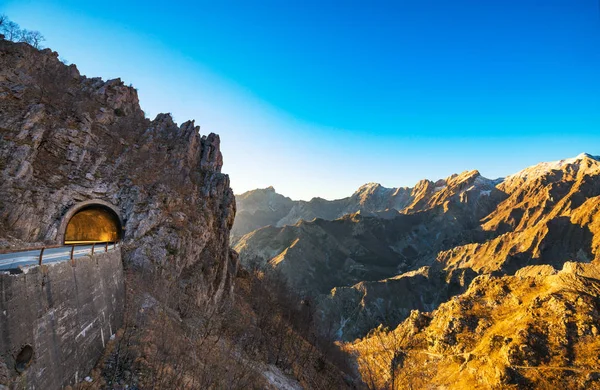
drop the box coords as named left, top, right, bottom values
left=28, top=31, right=45, bottom=48
left=0, top=16, right=45, bottom=48
left=17, top=28, right=31, bottom=43
left=18, top=29, right=44, bottom=48
left=2, top=21, right=20, bottom=41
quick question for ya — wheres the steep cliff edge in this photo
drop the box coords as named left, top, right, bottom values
left=0, top=37, right=236, bottom=304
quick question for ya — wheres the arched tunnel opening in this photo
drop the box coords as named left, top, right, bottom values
left=64, top=205, right=122, bottom=244
left=15, top=345, right=34, bottom=373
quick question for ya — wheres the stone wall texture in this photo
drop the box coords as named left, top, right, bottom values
left=0, top=249, right=124, bottom=389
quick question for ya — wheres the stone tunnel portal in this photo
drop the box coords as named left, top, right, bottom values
left=64, top=204, right=122, bottom=244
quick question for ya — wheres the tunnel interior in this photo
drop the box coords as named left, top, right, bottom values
left=64, top=205, right=122, bottom=244
left=15, top=345, right=33, bottom=373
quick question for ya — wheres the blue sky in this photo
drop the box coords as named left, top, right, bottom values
left=2, top=0, right=599, bottom=200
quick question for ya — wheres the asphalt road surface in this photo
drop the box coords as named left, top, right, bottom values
left=0, top=244, right=117, bottom=271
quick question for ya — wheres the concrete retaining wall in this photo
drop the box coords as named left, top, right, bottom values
left=0, top=249, right=124, bottom=389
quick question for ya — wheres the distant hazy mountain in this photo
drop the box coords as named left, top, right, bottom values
left=232, top=169, right=501, bottom=240
left=232, top=186, right=295, bottom=239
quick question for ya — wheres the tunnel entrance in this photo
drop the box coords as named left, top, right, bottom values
left=15, top=345, right=34, bottom=373
left=63, top=203, right=122, bottom=244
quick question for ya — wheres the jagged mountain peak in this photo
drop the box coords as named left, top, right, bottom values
left=354, top=182, right=383, bottom=192
left=458, top=169, right=480, bottom=179
left=358, top=182, right=381, bottom=189
left=508, top=152, right=600, bottom=178
left=230, top=187, right=296, bottom=238
left=237, top=186, right=279, bottom=197
left=576, top=152, right=600, bottom=161
left=500, top=152, right=600, bottom=193
left=351, top=182, right=395, bottom=202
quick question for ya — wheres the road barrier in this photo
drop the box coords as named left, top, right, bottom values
left=0, top=242, right=120, bottom=271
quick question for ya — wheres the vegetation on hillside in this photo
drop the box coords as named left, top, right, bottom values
left=0, top=15, right=45, bottom=49
left=347, top=266, right=600, bottom=389
left=75, top=266, right=358, bottom=389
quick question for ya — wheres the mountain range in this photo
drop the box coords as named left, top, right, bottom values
left=233, top=153, right=600, bottom=388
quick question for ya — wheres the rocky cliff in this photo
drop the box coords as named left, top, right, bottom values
left=348, top=263, right=600, bottom=389
left=438, top=153, right=600, bottom=275
left=0, top=37, right=236, bottom=305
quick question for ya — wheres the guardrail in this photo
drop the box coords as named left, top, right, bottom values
left=0, top=241, right=120, bottom=271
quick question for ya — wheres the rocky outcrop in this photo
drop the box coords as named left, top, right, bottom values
left=235, top=213, right=429, bottom=295
left=0, top=38, right=236, bottom=305
left=335, top=155, right=600, bottom=387
left=347, top=263, right=600, bottom=389
left=438, top=153, right=600, bottom=275
left=317, top=266, right=477, bottom=341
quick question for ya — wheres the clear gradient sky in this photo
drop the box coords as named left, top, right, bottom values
left=2, top=0, right=599, bottom=200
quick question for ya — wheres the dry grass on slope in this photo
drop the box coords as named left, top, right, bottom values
left=74, top=267, right=357, bottom=390
left=346, top=263, right=600, bottom=390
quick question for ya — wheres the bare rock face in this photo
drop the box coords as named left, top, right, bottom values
left=317, top=266, right=477, bottom=341
left=438, top=153, right=600, bottom=275
left=323, top=155, right=600, bottom=387
left=347, top=264, right=600, bottom=389
left=0, top=39, right=236, bottom=305
left=234, top=170, right=509, bottom=340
